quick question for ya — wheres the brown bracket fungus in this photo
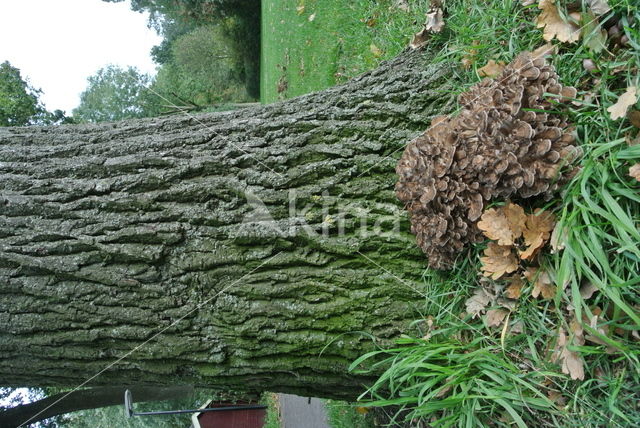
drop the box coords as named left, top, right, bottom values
left=396, top=51, right=582, bottom=270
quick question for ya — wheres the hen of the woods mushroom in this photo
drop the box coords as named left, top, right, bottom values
left=396, top=51, right=582, bottom=269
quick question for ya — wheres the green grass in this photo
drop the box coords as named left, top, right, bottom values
left=260, top=0, right=431, bottom=103
left=262, top=0, right=640, bottom=426
left=261, top=392, right=282, bottom=428
left=325, top=400, right=376, bottom=428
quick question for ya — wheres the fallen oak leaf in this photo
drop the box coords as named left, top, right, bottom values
left=520, top=232, right=545, bottom=260
left=608, top=86, right=638, bottom=120
left=587, top=0, right=611, bottom=16
left=629, top=163, right=640, bottom=181
left=505, top=276, right=523, bottom=299
left=520, top=208, right=554, bottom=260
left=478, top=59, right=506, bottom=78
left=486, top=308, right=509, bottom=327
left=552, top=327, right=585, bottom=380
left=461, top=40, right=480, bottom=69
left=525, top=267, right=556, bottom=299
left=465, top=287, right=493, bottom=318
left=550, top=222, right=567, bottom=253
left=629, top=110, right=640, bottom=128
left=477, top=203, right=526, bottom=246
left=523, top=208, right=555, bottom=246
left=480, top=242, right=519, bottom=280
left=410, top=28, right=429, bottom=49
left=531, top=42, right=558, bottom=61
left=425, top=8, right=445, bottom=33
left=536, top=0, right=581, bottom=43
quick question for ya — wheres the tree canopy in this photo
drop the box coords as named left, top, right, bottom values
left=0, top=61, right=47, bottom=127
left=72, top=65, right=156, bottom=123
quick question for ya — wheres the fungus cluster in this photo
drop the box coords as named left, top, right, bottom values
left=396, top=51, right=582, bottom=270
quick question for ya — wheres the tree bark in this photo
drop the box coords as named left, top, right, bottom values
left=0, top=385, right=194, bottom=428
left=0, top=48, right=458, bottom=399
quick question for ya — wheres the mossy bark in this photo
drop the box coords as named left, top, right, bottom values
left=0, top=48, right=458, bottom=399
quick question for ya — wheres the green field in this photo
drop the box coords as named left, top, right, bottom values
left=260, top=0, right=431, bottom=103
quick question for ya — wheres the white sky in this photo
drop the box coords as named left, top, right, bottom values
left=0, top=0, right=162, bottom=113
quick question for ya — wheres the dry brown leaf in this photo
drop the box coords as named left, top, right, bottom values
left=510, top=320, right=524, bottom=335
left=536, top=0, right=581, bottom=43
left=478, top=203, right=526, bottom=246
left=465, top=287, right=493, bottom=317
left=629, top=110, right=640, bottom=128
left=570, top=315, right=585, bottom=346
left=505, top=276, right=524, bottom=299
left=410, top=28, right=429, bottom=49
left=505, top=202, right=527, bottom=237
left=461, top=40, right=480, bottom=69
left=365, top=17, right=378, bottom=27
left=629, top=163, right=640, bottom=181
left=478, top=60, right=506, bottom=78
left=480, top=243, right=519, bottom=280
left=525, top=267, right=556, bottom=299
left=628, top=133, right=640, bottom=146
left=608, top=86, right=638, bottom=120
left=553, top=327, right=585, bottom=380
left=520, top=232, right=545, bottom=260
left=531, top=43, right=558, bottom=60
left=519, top=208, right=555, bottom=259
left=523, top=208, right=555, bottom=245
left=425, top=8, right=445, bottom=33
left=548, top=390, right=567, bottom=406
left=486, top=308, right=509, bottom=327
left=579, top=282, right=598, bottom=300
left=550, top=222, right=567, bottom=253
left=370, top=43, right=383, bottom=58
left=587, top=0, right=611, bottom=15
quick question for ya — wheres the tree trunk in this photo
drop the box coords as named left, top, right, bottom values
left=0, top=48, right=458, bottom=399
left=0, top=385, right=194, bottom=428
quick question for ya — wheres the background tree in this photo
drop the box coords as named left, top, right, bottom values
left=72, top=65, right=158, bottom=123
left=150, top=25, right=252, bottom=109
left=103, top=0, right=261, bottom=99
left=0, top=61, right=47, bottom=127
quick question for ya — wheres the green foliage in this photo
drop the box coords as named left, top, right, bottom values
left=325, top=399, right=375, bottom=428
left=72, top=65, right=158, bottom=123
left=351, top=336, right=559, bottom=427
left=103, top=0, right=260, bottom=100
left=149, top=25, right=253, bottom=109
left=0, top=60, right=47, bottom=126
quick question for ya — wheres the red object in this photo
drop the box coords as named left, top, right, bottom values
left=192, top=401, right=266, bottom=428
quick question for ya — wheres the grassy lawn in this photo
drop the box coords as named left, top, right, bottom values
left=261, top=0, right=431, bottom=103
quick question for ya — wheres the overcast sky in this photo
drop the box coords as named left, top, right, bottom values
left=0, top=0, right=162, bottom=113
